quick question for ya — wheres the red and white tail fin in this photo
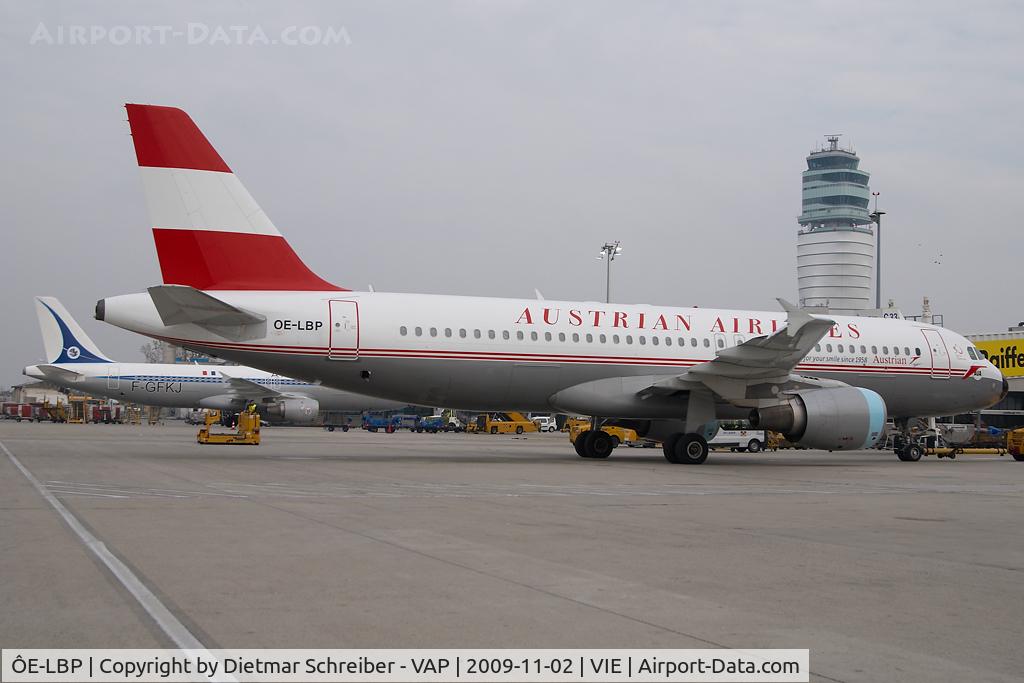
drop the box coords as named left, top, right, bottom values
left=125, top=104, right=343, bottom=291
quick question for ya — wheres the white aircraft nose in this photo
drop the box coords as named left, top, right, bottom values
left=23, top=365, right=45, bottom=379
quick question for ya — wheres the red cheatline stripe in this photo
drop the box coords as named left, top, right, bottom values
left=127, top=104, right=231, bottom=172
left=157, top=334, right=948, bottom=374
left=153, top=228, right=344, bottom=291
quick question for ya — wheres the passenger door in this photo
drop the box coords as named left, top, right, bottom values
left=922, top=329, right=950, bottom=379
left=328, top=300, right=359, bottom=360
left=107, top=365, right=120, bottom=390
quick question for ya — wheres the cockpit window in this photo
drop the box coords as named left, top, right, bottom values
left=967, top=346, right=978, bottom=360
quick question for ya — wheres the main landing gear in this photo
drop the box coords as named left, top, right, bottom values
left=661, top=433, right=710, bottom=464
left=575, top=429, right=614, bottom=459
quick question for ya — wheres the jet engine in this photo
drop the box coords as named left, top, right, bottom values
left=263, top=397, right=320, bottom=425
left=750, top=387, right=886, bottom=451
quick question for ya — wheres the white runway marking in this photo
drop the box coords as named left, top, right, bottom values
left=1, top=440, right=236, bottom=681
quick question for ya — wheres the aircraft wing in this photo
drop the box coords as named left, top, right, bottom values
left=642, top=299, right=839, bottom=407
left=214, top=368, right=283, bottom=398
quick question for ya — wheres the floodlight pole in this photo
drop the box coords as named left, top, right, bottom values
left=598, top=241, right=621, bottom=303
left=870, top=192, right=885, bottom=310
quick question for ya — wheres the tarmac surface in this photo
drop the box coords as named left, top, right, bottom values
left=1, top=421, right=1022, bottom=682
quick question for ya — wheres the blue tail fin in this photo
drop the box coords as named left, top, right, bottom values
left=34, top=297, right=112, bottom=364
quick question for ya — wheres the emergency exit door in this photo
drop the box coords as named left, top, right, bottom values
left=328, top=300, right=359, bottom=360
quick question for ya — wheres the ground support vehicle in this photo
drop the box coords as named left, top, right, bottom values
left=197, top=409, right=261, bottom=445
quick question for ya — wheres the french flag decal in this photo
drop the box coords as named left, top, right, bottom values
left=126, top=104, right=344, bottom=292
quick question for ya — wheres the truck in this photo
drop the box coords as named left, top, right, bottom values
left=1007, top=428, right=1024, bottom=462
left=362, top=414, right=396, bottom=433
left=475, top=412, right=539, bottom=435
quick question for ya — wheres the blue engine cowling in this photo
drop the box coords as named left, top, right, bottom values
left=751, top=387, right=886, bottom=450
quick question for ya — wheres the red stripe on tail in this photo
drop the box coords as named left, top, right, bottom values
left=153, top=229, right=344, bottom=291
left=127, top=104, right=231, bottom=172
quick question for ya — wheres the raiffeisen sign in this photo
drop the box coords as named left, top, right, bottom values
left=968, top=335, right=1024, bottom=378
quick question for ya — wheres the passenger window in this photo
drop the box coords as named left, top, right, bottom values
left=838, top=344, right=844, bottom=353
left=444, top=328, right=452, bottom=337
left=430, top=327, right=438, bottom=337
left=502, top=330, right=510, bottom=340
left=488, top=330, right=495, bottom=339
left=904, top=347, right=910, bottom=356
left=815, top=344, right=821, bottom=352
left=677, top=337, right=684, bottom=346
left=826, top=344, right=832, bottom=352
left=599, top=334, right=606, bottom=343
left=612, top=334, right=620, bottom=344
left=716, top=338, right=724, bottom=349
left=860, top=345, right=866, bottom=354
left=572, top=333, right=580, bottom=342
left=894, top=346, right=900, bottom=356
left=517, top=331, right=525, bottom=340
left=545, top=332, right=552, bottom=342
left=692, top=338, right=698, bottom=347
left=415, top=327, right=423, bottom=336
left=626, top=335, right=634, bottom=345
left=639, top=336, right=647, bottom=346
left=916, top=347, right=922, bottom=356
left=703, top=338, right=710, bottom=348
left=400, top=326, right=408, bottom=336
left=559, top=332, right=566, bottom=342
left=459, top=328, right=467, bottom=338
left=871, top=345, right=877, bottom=354
left=882, top=346, right=888, bottom=354
left=586, top=333, right=593, bottom=343
left=664, top=337, right=670, bottom=346
left=474, top=329, right=481, bottom=339
left=530, top=331, right=538, bottom=341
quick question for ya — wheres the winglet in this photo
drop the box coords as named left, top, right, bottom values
left=776, top=298, right=828, bottom=338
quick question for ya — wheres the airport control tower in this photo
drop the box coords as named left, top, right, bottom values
left=796, top=136, right=874, bottom=314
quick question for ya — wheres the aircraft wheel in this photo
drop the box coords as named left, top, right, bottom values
left=573, top=435, right=589, bottom=458
left=747, top=439, right=762, bottom=453
left=581, top=430, right=614, bottom=459
left=662, top=434, right=683, bottom=463
left=897, top=444, right=922, bottom=462
left=673, top=434, right=709, bottom=464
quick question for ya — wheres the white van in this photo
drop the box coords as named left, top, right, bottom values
left=531, top=415, right=559, bottom=432
left=708, top=427, right=765, bottom=453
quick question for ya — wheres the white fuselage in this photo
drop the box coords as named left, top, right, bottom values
left=99, top=291, right=1007, bottom=418
left=24, top=360, right=403, bottom=412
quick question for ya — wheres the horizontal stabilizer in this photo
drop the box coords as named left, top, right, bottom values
left=34, top=364, right=85, bottom=382
left=147, top=285, right=266, bottom=327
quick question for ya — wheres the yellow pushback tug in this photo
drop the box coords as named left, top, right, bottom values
left=197, top=405, right=261, bottom=445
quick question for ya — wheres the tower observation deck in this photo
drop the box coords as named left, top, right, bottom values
left=796, top=135, right=874, bottom=314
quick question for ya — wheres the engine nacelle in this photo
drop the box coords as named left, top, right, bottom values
left=750, top=387, right=886, bottom=451
left=263, top=397, right=320, bottom=425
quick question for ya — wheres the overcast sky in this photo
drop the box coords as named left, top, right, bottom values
left=2, top=1, right=1022, bottom=388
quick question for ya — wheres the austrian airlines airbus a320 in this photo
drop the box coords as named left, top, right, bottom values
left=97, top=104, right=1007, bottom=464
